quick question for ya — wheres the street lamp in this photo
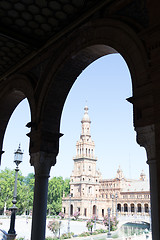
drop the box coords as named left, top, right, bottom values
left=94, top=198, right=97, bottom=231
left=59, top=220, right=61, bottom=239
left=112, top=194, right=114, bottom=217
left=149, top=207, right=152, bottom=232
left=107, top=207, right=111, bottom=238
left=67, top=194, right=71, bottom=233
left=8, top=144, right=23, bottom=235
left=90, top=200, right=92, bottom=218
left=115, top=193, right=118, bottom=219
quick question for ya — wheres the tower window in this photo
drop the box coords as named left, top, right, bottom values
left=88, top=186, right=92, bottom=193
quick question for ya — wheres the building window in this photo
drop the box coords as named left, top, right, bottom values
left=84, top=208, right=87, bottom=216
left=117, top=204, right=121, bottom=212
left=64, top=207, right=66, bottom=214
left=124, top=204, right=128, bottom=212
left=102, top=209, right=104, bottom=217
left=131, top=204, right=135, bottom=212
left=88, top=186, right=92, bottom=194
left=144, top=203, right=149, bottom=213
left=137, top=204, right=142, bottom=212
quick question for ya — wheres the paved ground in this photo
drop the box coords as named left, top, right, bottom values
left=0, top=217, right=152, bottom=240
left=0, top=217, right=105, bottom=239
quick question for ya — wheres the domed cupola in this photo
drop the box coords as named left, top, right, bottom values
left=81, top=106, right=91, bottom=124
left=140, top=170, right=146, bottom=181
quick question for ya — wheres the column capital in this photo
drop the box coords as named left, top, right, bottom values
left=30, top=151, right=56, bottom=177
left=27, top=129, right=63, bottom=156
left=135, top=124, right=155, bottom=162
left=0, top=150, right=4, bottom=155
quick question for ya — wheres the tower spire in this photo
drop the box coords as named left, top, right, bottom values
left=75, top=106, right=95, bottom=159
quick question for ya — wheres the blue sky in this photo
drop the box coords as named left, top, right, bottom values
left=1, top=53, right=149, bottom=180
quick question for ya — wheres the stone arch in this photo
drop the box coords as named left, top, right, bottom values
left=93, top=205, right=97, bottom=215
left=0, top=74, right=35, bottom=164
left=70, top=204, right=73, bottom=216
left=124, top=203, right=128, bottom=212
left=144, top=203, right=149, bottom=213
left=131, top=203, right=135, bottom=213
left=117, top=203, right=121, bottom=212
left=137, top=203, right=142, bottom=213
left=38, top=18, right=148, bottom=146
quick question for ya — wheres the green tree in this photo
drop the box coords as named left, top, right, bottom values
left=0, top=168, right=15, bottom=213
left=0, top=168, right=35, bottom=215
left=23, top=173, right=35, bottom=214
left=63, top=178, right=70, bottom=197
left=0, top=168, right=26, bottom=214
left=47, top=177, right=70, bottom=215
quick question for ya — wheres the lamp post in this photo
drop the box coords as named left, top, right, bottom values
left=90, top=200, right=92, bottom=218
left=94, top=198, right=97, bottom=231
left=67, top=194, right=71, bottom=233
left=107, top=207, right=111, bottom=238
left=115, top=193, right=118, bottom=219
left=112, top=194, right=114, bottom=217
left=8, top=144, right=23, bottom=235
left=149, top=207, right=152, bottom=232
left=59, top=220, right=61, bottom=239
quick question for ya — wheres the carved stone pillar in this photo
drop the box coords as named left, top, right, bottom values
left=135, top=124, right=159, bottom=240
left=30, top=151, right=56, bottom=240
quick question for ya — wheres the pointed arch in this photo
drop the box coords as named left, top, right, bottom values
left=0, top=74, right=35, bottom=163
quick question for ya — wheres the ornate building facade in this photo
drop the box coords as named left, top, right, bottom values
left=62, top=106, right=150, bottom=219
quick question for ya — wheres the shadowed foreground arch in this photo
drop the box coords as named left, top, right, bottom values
left=41, top=19, right=149, bottom=139
left=26, top=20, right=156, bottom=240
left=0, top=74, right=35, bottom=164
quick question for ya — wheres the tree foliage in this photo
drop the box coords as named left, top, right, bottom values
left=0, top=168, right=70, bottom=215
left=0, top=168, right=34, bottom=215
left=47, top=177, right=70, bottom=215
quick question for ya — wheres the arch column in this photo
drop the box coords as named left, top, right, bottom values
left=30, top=151, right=56, bottom=240
left=136, top=124, right=159, bottom=239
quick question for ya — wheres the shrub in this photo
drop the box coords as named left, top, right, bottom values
left=47, top=220, right=60, bottom=236
left=58, top=212, right=65, bottom=219
left=91, top=214, right=98, bottom=221
left=45, top=237, right=58, bottom=240
left=96, top=229, right=107, bottom=233
left=5, top=210, right=11, bottom=216
left=79, top=232, right=90, bottom=237
left=61, top=232, right=74, bottom=239
left=103, top=215, right=118, bottom=231
left=73, top=211, right=80, bottom=220
left=86, top=219, right=94, bottom=232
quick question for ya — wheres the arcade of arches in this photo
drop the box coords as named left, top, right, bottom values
left=0, top=1, right=160, bottom=240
